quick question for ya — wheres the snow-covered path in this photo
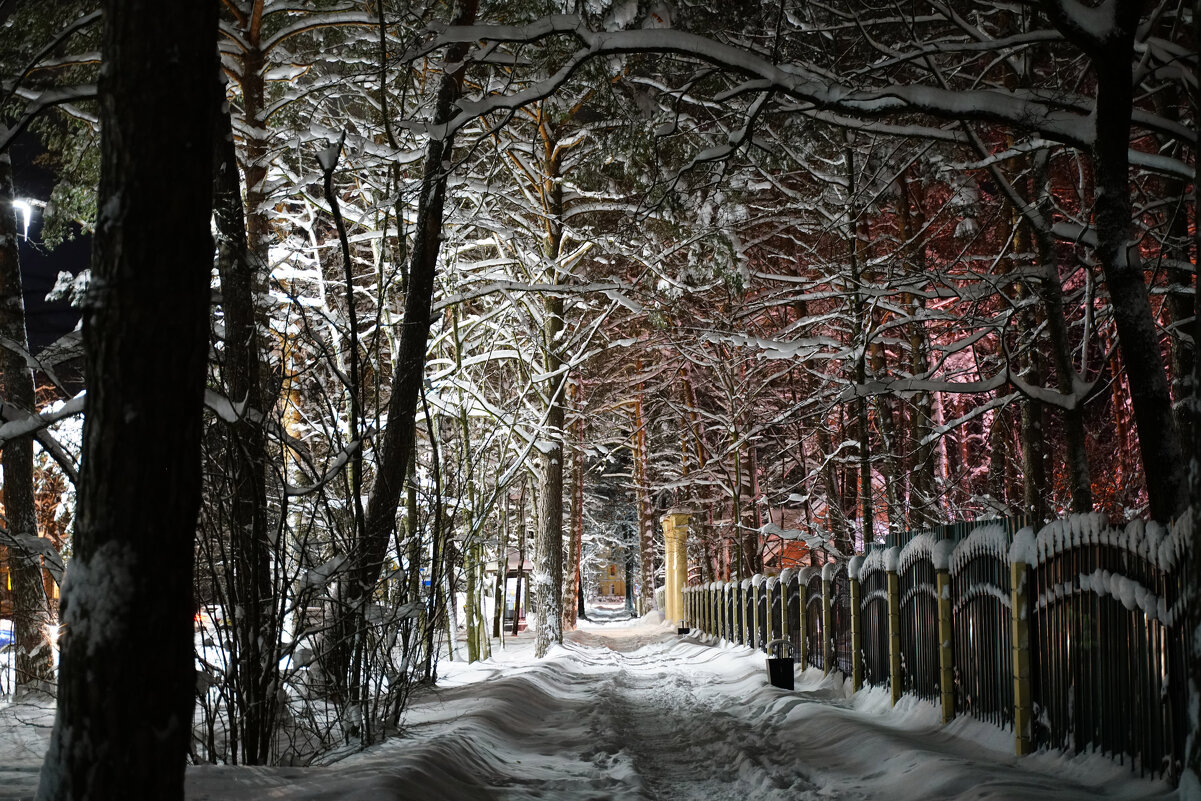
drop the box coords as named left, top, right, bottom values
left=189, top=617, right=1175, bottom=800
left=0, top=616, right=1177, bottom=800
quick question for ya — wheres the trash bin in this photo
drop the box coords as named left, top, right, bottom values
left=765, top=638, right=795, bottom=690
left=766, top=657, right=794, bottom=689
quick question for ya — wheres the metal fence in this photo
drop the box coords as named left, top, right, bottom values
left=681, top=512, right=1191, bottom=782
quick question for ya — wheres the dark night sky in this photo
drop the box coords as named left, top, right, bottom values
left=10, top=132, right=86, bottom=354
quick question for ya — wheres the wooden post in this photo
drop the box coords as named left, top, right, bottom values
left=765, top=576, right=776, bottom=653
left=887, top=547, right=902, bottom=706
left=751, top=577, right=761, bottom=650
left=849, top=556, right=864, bottom=692
left=933, top=538, right=956, bottom=724
left=739, top=578, right=749, bottom=648
left=719, top=583, right=727, bottom=641
left=779, top=570, right=792, bottom=655
left=796, top=572, right=807, bottom=668
left=1011, top=559, right=1033, bottom=755
left=821, top=564, right=834, bottom=676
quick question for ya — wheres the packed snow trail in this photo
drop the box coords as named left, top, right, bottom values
left=188, top=617, right=1172, bottom=800
left=0, top=615, right=1175, bottom=800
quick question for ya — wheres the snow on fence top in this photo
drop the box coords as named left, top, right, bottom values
left=1007, top=527, right=1036, bottom=565
left=847, top=555, right=865, bottom=581
left=949, top=522, right=1012, bottom=572
left=897, top=533, right=937, bottom=575
left=855, top=547, right=888, bottom=579
left=778, top=568, right=795, bottom=586
left=1027, top=512, right=1188, bottom=571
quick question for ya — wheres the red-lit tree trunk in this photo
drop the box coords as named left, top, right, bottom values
left=0, top=135, right=54, bottom=697
left=36, top=0, right=218, bottom=796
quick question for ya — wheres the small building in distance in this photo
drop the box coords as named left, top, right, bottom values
left=595, top=551, right=626, bottom=599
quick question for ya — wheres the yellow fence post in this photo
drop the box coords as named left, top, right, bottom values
left=740, top=579, right=751, bottom=646
left=849, top=556, right=864, bottom=692
left=821, top=564, right=834, bottom=676
left=751, top=576, right=762, bottom=650
left=1011, top=557, right=1033, bottom=755
left=796, top=571, right=808, bottom=668
left=887, top=547, right=902, bottom=707
left=935, top=565, right=955, bottom=723
left=765, top=576, right=777, bottom=653
left=719, top=582, right=728, bottom=642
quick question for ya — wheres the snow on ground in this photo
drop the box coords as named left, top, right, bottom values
left=0, top=606, right=1178, bottom=800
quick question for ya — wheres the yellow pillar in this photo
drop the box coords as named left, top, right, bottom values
left=1011, top=559, right=1033, bottom=755
left=849, top=557, right=863, bottom=692
left=661, top=512, right=690, bottom=626
left=821, top=565, right=834, bottom=675
left=936, top=568, right=955, bottom=724
left=765, top=577, right=776, bottom=653
left=795, top=572, right=807, bottom=667
left=888, top=555, right=902, bottom=707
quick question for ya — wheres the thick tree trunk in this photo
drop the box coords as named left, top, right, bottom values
left=1088, top=14, right=1185, bottom=523
left=37, top=1, right=217, bottom=797
left=0, top=139, right=54, bottom=697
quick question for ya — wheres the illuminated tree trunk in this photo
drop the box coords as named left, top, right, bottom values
left=37, top=0, right=218, bottom=795
left=533, top=114, right=567, bottom=659
left=342, top=0, right=479, bottom=685
left=632, top=387, right=654, bottom=610
left=0, top=139, right=54, bottom=697
left=563, top=382, right=584, bottom=631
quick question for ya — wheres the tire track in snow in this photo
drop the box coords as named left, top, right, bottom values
left=569, top=630, right=821, bottom=801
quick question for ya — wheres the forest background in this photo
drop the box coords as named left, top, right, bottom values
left=0, top=0, right=1198, bottom=797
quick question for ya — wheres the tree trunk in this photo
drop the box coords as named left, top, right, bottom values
left=0, top=135, right=54, bottom=697
left=336, top=0, right=479, bottom=688
left=37, top=0, right=217, bottom=796
left=211, top=70, right=277, bottom=765
left=1088, top=13, right=1185, bottom=522
left=632, top=390, right=655, bottom=611
left=563, top=382, right=584, bottom=631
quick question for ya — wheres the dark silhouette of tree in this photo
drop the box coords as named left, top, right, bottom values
left=36, top=2, right=218, bottom=797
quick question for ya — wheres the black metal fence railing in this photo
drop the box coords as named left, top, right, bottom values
left=898, top=536, right=941, bottom=702
left=681, top=511, right=1191, bottom=783
left=858, top=552, right=890, bottom=688
left=1029, top=514, right=1186, bottom=777
left=804, top=568, right=824, bottom=671
left=830, top=564, right=853, bottom=676
left=950, top=521, right=1014, bottom=729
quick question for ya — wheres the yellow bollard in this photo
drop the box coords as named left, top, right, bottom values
left=849, top=555, right=864, bottom=692
left=887, top=547, right=902, bottom=707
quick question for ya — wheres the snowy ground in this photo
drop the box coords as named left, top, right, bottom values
left=0, top=607, right=1177, bottom=800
